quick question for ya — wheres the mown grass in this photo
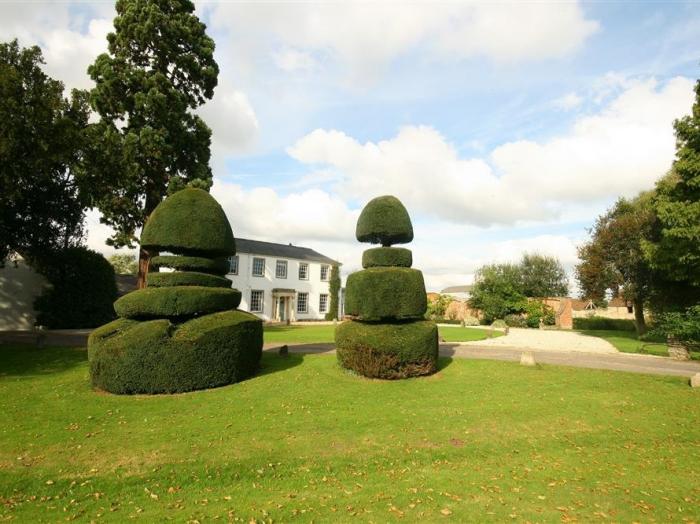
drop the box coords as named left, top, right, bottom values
left=264, top=323, right=500, bottom=344
left=1, top=344, right=699, bottom=522
left=578, top=329, right=700, bottom=360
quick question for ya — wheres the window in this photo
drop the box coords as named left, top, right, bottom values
left=298, top=262, right=309, bottom=280
left=228, top=255, right=239, bottom=275
left=319, top=294, right=328, bottom=313
left=276, top=260, right=288, bottom=279
left=297, top=292, right=308, bottom=314
left=320, top=264, right=330, bottom=281
left=250, top=290, right=264, bottom=313
left=252, top=257, right=265, bottom=277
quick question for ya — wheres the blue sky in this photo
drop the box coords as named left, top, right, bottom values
left=2, top=0, right=699, bottom=291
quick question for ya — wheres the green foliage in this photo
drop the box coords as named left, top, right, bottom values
left=108, top=253, right=138, bottom=275
left=114, top=286, right=241, bottom=319
left=572, top=317, right=637, bottom=331
left=469, top=264, right=526, bottom=323
left=146, top=271, right=232, bottom=288
left=344, top=268, right=427, bottom=321
left=362, top=247, right=412, bottom=268
left=649, top=306, right=700, bottom=346
left=0, top=40, right=89, bottom=262
left=140, top=188, right=235, bottom=256
left=335, top=320, right=438, bottom=379
left=491, top=319, right=507, bottom=329
left=88, top=310, right=262, bottom=394
left=33, top=247, right=117, bottom=329
left=149, top=255, right=228, bottom=275
left=325, top=265, right=341, bottom=321
left=644, top=79, right=700, bottom=287
left=462, top=315, right=480, bottom=326
left=426, top=294, right=454, bottom=320
left=356, top=195, right=414, bottom=246
left=83, top=0, right=219, bottom=281
left=520, top=253, right=568, bottom=297
left=504, top=314, right=527, bottom=328
left=523, top=300, right=555, bottom=328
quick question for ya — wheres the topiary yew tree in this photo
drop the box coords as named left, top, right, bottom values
left=84, top=0, right=219, bottom=288
left=336, top=195, right=438, bottom=379
left=88, top=188, right=262, bottom=395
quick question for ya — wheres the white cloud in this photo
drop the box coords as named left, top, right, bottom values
left=554, top=92, right=583, bottom=111
left=209, top=1, right=598, bottom=83
left=288, top=76, right=694, bottom=226
left=273, top=48, right=318, bottom=73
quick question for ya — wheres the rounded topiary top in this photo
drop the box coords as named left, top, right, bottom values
left=356, top=195, right=413, bottom=246
left=140, top=188, right=236, bottom=256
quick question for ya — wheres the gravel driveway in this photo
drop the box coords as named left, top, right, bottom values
left=456, top=327, right=618, bottom=354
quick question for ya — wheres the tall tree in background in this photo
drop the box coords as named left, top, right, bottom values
left=576, top=194, right=655, bottom=334
left=325, top=265, right=341, bottom=321
left=644, top=78, right=700, bottom=292
left=0, top=40, right=89, bottom=263
left=469, top=263, right=525, bottom=323
left=85, top=0, right=219, bottom=287
left=519, top=253, right=569, bottom=298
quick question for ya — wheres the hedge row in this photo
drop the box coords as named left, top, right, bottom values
left=114, top=286, right=241, bottom=319
left=362, top=247, right=412, bottom=268
left=149, top=255, right=229, bottom=275
left=573, top=316, right=636, bottom=331
left=356, top=195, right=414, bottom=246
left=140, top=188, right=236, bottom=257
left=146, top=271, right=232, bottom=289
left=335, top=320, right=438, bottom=379
left=88, top=310, right=263, bottom=394
left=344, top=267, right=427, bottom=321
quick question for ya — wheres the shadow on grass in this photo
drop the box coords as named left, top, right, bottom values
left=257, top=350, right=305, bottom=377
left=437, top=356, right=453, bottom=372
left=0, top=344, right=87, bottom=378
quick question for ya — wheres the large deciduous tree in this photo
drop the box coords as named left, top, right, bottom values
left=0, top=40, right=89, bottom=263
left=519, top=253, right=569, bottom=298
left=575, top=194, right=655, bottom=334
left=85, top=0, right=219, bottom=287
left=468, top=263, right=525, bottom=323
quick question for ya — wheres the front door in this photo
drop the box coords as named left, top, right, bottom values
left=278, top=297, right=286, bottom=321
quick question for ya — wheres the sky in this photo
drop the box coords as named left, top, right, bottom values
left=2, top=0, right=699, bottom=292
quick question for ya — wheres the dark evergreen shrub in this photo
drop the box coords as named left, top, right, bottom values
left=114, top=286, right=241, bottom=319
left=356, top=195, right=414, bottom=246
left=573, top=316, right=636, bottom=331
left=362, top=247, right=412, bottom=268
left=149, top=255, right=229, bottom=275
left=504, top=314, right=527, bottom=328
left=140, top=188, right=236, bottom=256
left=336, top=320, right=438, bottom=379
left=33, top=247, right=117, bottom=328
left=344, top=268, right=427, bottom=320
left=88, top=310, right=263, bottom=394
left=146, top=271, right=232, bottom=288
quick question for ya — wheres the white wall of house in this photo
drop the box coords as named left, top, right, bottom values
left=225, top=253, right=335, bottom=321
left=0, top=257, right=47, bottom=330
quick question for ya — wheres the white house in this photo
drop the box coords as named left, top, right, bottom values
left=226, top=238, right=341, bottom=322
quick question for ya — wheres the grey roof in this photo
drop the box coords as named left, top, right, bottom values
left=235, top=238, right=340, bottom=265
left=441, top=285, right=473, bottom=294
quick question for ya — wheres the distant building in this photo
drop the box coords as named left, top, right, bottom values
left=571, top=297, right=635, bottom=320
left=440, top=285, right=474, bottom=301
left=225, top=238, right=341, bottom=322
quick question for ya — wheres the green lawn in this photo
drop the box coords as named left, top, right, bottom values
left=264, top=323, right=501, bottom=344
left=578, top=329, right=700, bottom=359
left=2, top=345, right=700, bottom=522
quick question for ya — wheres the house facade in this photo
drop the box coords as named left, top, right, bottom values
left=226, top=238, right=341, bottom=322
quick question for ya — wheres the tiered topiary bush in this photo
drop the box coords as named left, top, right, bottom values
left=88, top=188, right=263, bottom=394
left=336, top=195, right=438, bottom=379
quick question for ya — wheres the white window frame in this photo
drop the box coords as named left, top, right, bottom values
left=319, top=293, right=328, bottom=313
left=276, top=260, right=288, bottom=279
left=298, top=262, right=309, bottom=280
left=252, top=257, right=265, bottom=277
left=320, top=264, right=330, bottom=281
left=250, top=290, right=264, bottom=313
left=297, top=292, right=309, bottom=314
left=228, top=255, right=239, bottom=275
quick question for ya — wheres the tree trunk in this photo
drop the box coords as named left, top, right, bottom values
left=136, top=247, right=149, bottom=289
left=633, top=297, right=647, bottom=335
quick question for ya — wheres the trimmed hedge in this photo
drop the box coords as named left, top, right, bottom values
left=114, top=286, right=241, bottom=319
left=344, top=268, right=427, bottom=321
left=146, top=271, right=232, bottom=289
left=362, top=247, right=412, bottom=268
left=356, top=195, right=413, bottom=246
left=573, top=316, right=636, bottom=331
left=336, top=320, right=438, bottom=379
left=88, top=310, right=263, bottom=394
left=140, top=188, right=236, bottom=256
left=33, top=247, right=117, bottom=328
left=149, top=255, right=229, bottom=275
